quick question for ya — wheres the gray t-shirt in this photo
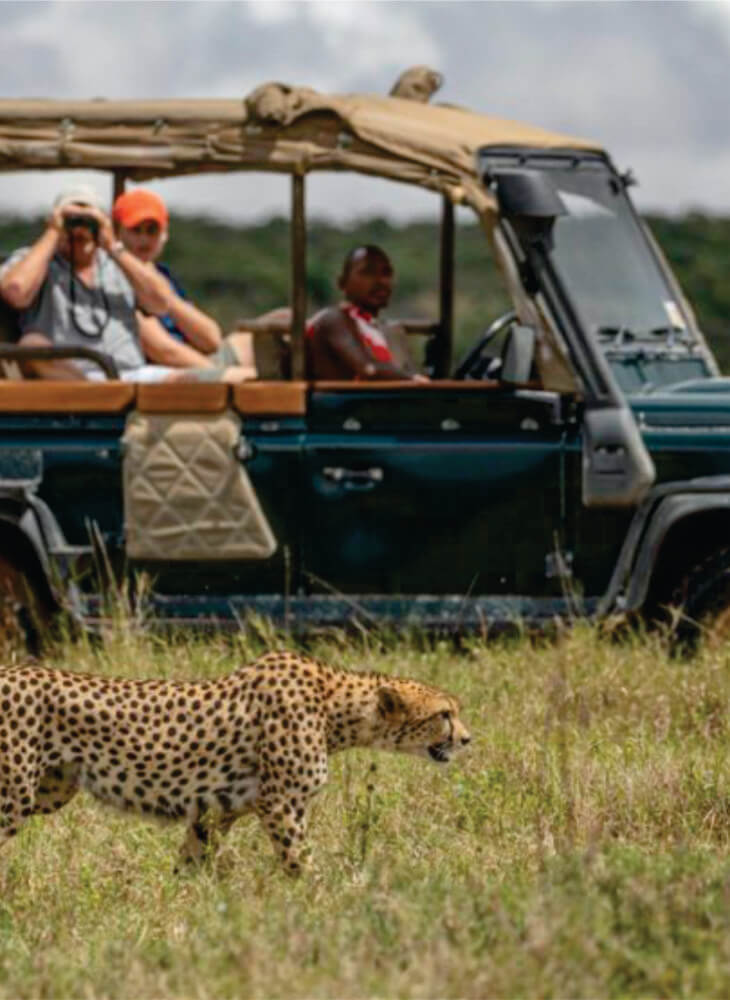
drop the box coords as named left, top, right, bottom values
left=1, top=247, right=146, bottom=377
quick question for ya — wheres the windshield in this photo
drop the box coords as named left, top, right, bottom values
left=482, top=149, right=713, bottom=393
left=548, top=161, right=684, bottom=339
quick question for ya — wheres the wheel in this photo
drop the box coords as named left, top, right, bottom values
left=452, top=310, right=516, bottom=380
left=0, top=554, right=48, bottom=655
left=671, top=545, right=730, bottom=654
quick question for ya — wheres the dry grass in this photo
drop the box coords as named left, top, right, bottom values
left=1, top=622, right=730, bottom=998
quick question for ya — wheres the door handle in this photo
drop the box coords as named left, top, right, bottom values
left=322, top=466, right=384, bottom=490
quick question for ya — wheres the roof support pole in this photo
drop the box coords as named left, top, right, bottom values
left=111, top=170, right=127, bottom=206
left=290, top=172, right=307, bottom=380
left=437, top=194, right=455, bottom=377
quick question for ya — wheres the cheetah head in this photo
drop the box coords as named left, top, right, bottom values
left=374, top=683, right=471, bottom=763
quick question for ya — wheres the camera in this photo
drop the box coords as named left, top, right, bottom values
left=64, top=214, right=99, bottom=239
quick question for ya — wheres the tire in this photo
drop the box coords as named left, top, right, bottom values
left=671, top=545, right=730, bottom=654
left=0, top=553, right=49, bottom=655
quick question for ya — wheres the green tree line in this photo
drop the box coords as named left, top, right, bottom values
left=1, top=212, right=728, bottom=370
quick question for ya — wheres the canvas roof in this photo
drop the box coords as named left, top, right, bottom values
left=0, top=84, right=602, bottom=219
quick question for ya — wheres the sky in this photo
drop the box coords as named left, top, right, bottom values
left=0, top=0, right=728, bottom=222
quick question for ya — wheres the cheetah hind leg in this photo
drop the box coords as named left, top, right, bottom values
left=0, top=783, right=23, bottom=849
left=0, top=774, right=41, bottom=848
left=33, top=763, right=82, bottom=816
left=0, top=764, right=81, bottom=849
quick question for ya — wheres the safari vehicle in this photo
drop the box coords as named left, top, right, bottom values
left=0, top=72, right=728, bottom=643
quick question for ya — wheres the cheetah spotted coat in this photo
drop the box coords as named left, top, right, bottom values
left=0, top=651, right=470, bottom=873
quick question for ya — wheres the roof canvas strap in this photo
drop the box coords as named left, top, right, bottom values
left=58, top=116, right=74, bottom=163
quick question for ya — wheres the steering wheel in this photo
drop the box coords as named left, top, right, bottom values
left=453, top=310, right=517, bottom=380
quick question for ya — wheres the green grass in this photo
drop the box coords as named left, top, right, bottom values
left=2, top=623, right=730, bottom=998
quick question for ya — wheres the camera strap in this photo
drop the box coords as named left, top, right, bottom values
left=67, top=247, right=110, bottom=340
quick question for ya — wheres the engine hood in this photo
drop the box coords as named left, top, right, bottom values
left=661, top=377, right=730, bottom=396
left=630, top=379, right=730, bottom=429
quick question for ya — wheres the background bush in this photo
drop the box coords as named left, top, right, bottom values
left=2, top=212, right=728, bottom=369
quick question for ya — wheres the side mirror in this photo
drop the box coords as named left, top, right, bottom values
left=500, top=324, right=535, bottom=385
left=493, top=169, right=566, bottom=219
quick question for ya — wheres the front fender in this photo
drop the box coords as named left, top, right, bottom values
left=598, top=476, right=730, bottom=615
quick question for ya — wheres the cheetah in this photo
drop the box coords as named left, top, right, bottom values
left=0, top=651, right=470, bottom=874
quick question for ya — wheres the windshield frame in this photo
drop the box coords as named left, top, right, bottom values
left=480, top=147, right=718, bottom=392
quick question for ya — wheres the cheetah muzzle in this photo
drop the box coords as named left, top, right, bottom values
left=428, top=742, right=453, bottom=763
left=0, top=651, right=470, bottom=875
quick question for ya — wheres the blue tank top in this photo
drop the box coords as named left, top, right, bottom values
left=156, top=262, right=188, bottom=342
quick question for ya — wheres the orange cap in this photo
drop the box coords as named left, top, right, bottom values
left=112, top=189, right=169, bottom=229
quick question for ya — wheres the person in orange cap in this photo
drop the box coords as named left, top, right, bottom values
left=113, top=187, right=265, bottom=378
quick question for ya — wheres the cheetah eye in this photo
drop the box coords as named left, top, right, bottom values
left=441, top=711, right=451, bottom=721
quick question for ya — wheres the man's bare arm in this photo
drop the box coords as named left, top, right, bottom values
left=320, top=310, right=415, bottom=380
left=112, top=248, right=171, bottom=315
left=137, top=312, right=215, bottom=368
left=82, top=207, right=172, bottom=316
left=0, top=227, right=60, bottom=310
left=163, top=295, right=222, bottom=353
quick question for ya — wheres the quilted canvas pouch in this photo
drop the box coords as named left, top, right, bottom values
left=122, top=410, right=277, bottom=561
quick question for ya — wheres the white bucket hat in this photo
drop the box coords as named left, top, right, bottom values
left=53, top=183, right=105, bottom=212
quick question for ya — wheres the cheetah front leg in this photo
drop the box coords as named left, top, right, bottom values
left=253, top=739, right=328, bottom=876
left=182, top=798, right=311, bottom=875
left=255, top=795, right=310, bottom=876
left=177, top=805, right=253, bottom=870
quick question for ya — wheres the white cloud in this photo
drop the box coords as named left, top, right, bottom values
left=0, top=1, right=728, bottom=218
left=691, top=0, right=730, bottom=41
left=305, top=1, right=442, bottom=82
left=247, top=0, right=299, bottom=25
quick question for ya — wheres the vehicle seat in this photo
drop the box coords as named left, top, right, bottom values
left=384, top=321, right=419, bottom=375
left=250, top=330, right=291, bottom=380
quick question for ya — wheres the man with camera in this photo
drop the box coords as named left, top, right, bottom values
left=0, top=184, right=173, bottom=380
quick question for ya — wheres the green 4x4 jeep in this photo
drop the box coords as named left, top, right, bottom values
left=0, top=80, right=728, bottom=643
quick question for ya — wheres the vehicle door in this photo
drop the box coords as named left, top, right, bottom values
left=301, top=381, right=568, bottom=605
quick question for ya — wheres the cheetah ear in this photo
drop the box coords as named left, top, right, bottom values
left=377, top=686, right=407, bottom=718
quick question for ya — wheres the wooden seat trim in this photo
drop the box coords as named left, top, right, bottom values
left=233, top=381, right=307, bottom=416
left=0, top=378, right=536, bottom=418
left=135, top=383, right=230, bottom=414
left=0, top=381, right=136, bottom=413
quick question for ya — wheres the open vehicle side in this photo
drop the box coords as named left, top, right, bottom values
left=1, top=75, right=729, bottom=643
